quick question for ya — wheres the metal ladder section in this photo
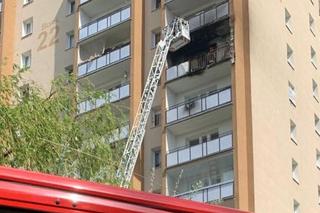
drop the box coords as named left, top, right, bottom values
left=116, top=18, right=189, bottom=188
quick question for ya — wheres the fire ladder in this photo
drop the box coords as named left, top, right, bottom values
left=116, top=18, right=190, bottom=188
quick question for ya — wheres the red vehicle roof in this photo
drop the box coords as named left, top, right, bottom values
left=0, top=166, right=248, bottom=213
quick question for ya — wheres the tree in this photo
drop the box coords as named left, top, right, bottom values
left=0, top=67, right=127, bottom=185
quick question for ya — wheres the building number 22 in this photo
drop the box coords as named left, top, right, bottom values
left=37, top=26, right=60, bottom=51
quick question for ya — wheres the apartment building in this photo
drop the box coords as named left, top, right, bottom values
left=1, top=0, right=320, bottom=213
left=0, top=0, right=75, bottom=93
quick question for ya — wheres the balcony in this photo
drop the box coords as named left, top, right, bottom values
left=77, top=83, right=130, bottom=114
left=165, top=0, right=227, bottom=18
left=0, top=1, right=2, bottom=12
left=79, top=0, right=129, bottom=21
left=167, top=132, right=232, bottom=168
left=176, top=180, right=234, bottom=203
left=107, top=124, right=129, bottom=143
left=166, top=87, right=232, bottom=124
left=167, top=152, right=233, bottom=197
left=79, top=6, right=131, bottom=43
left=78, top=44, right=130, bottom=77
left=187, top=1, right=229, bottom=32
left=166, top=44, right=231, bottom=82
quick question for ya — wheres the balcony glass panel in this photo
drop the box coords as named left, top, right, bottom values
left=167, top=132, right=232, bottom=167
left=78, top=44, right=130, bottom=77
left=121, top=7, right=131, bottom=20
left=79, top=7, right=131, bottom=41
left=97, top=55, right=107, bottom=69
left=176, top=181, right=234, bottom=203
left=166, top=44, right=230, bottom=82
left=77, top=84, right=130, bottom=114
left=217, top=3, right=229, bottom=18
left=98, top=17, right=108, bottom=31
left=166, top=87, right=231, bottom=124
left=110, top=12, right=121, bottom=26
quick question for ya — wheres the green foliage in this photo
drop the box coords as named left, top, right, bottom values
left=0, top=67, right=126, bottom=185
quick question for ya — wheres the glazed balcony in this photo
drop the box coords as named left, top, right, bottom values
left=167, top=132, right=232, bottom=168
left=166, top=87, right=232, bottom=125
left=108, top=124, right=129, bottom=144
left=176, top=180, right=234, bottom=203
left=79, top=6, right=131, bottom=43
left=166, top=43, right=231, bottom=82
left=165, top=0, right=227, bottom=18
left=77, top=83, right=130, bottom=114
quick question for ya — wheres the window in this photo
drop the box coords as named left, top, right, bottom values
left=285, top=9, right=292, bottom=33
left=189, top=138, right=200, bottom=146
left=23, top=0, right=32, bottom=6
left=309, top=14, right=315, bottom=35
left=152, top=148, right=161, bottom=168
left=315, top=114, right=320, bottom=134
left=152, top=0, right=161, bottom=11
left=152, top=109, right=161, bottom=127
left=313, top=79, right=319, bottom=100
left=293, top=200, right=300, bottom=213
left=290, top=120, right=297, bottom=143
left=317, top=150, right=320, bottom=169
left=287, top=44, right=294, bottom=69
left=21, top=51, right=31, bottom=68
left=67, top=0, right=75, bottom=15
left=66, top=31, right=74, bottom=49
left=152, top=30, right=161, bottom=48
left=311, top=46, right=317, bottom=68
left=65, top=65, right=73, bottom=75
left=288, top=82, right=296, bottom=106
left=292, top=159, right=299, bottom=183
left=22, top=18, right=33, bottom=37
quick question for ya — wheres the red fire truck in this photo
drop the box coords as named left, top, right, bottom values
left=0, top=166, right=248, bottom=213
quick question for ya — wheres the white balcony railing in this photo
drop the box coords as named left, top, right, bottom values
left=108, top=124, right=129, bottom=143
left=79, top=6, right=131, bottom=41
left=166, top=87, right=232, bottom=124
left=78, top=44, right=130, bottom=77
left=167, top=132, right=232, bottom=167
left=175, top=180, right=234, bottom=203
left=187, top=2, right=229, bottom=32
left=77, top=83, right=130, bottom=114
left=166, top=44, right=231, bottom=82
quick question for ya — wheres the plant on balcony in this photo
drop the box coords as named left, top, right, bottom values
left=0, top=66, right=126, bottom=185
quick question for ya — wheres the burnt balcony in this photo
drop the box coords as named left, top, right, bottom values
left=167, top=131, right=232, bottom=168
left=166, top=43, right=231, bottom=82
left=166, top=87, right=232, bottom=125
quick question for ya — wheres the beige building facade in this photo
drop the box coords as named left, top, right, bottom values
left=1, top=0, right=320, bottom=213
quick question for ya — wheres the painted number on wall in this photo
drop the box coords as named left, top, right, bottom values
left=37, top=25, right=60, bottom=52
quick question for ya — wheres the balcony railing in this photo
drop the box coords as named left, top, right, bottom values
left=187, top=1, right=229, bottom=32
left=166, top=44, right=231, bottom=82
left=167, top=132, right=232, bottom=167
left=166, top=87, right=232, bottom=124
left=0, top=1, right=2, bottom=12
left=79, top=6, right=131, bottom=41
left=78, top=44, right=130, bottom=78
left=108, top=124, right=129, bottom=143
left=175, top=180, right=234, bottom=203
left=77, top=83, right=130, bottom=114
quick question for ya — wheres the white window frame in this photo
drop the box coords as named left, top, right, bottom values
left=151, top=109, right=161, bottom=127
left=21, top=51, right=31, bottom=68
left=315, top=114, right=320, bottom=135
left=290, top=120, right=297, bottom=143
left=292, top=159, right=299, bottom=184
left=22, top=18, right=33, bottom=37
left=66, top=0, right=75, bottom=15
left=287, top=44, right=294, bottom=69
left=66, top=31, right=75, bottom=49
left=288, top=82, right=296, bottom=106
left=293, top=200, right=300, bottom=213
left=23, top=0, right=32, bottom=6
left=313, top=79, right=319, bottom=101
left=309, top=14, right=315, bottom=36
left=152, top=148, right=161, bottom=168
left=151, top=30, right=161, bottom=49
left=316, top=150, right=320, bottom=169
left=311, top=46, right=317, bottom=68
left=151, top=0, right=161, bottom=11
left=285, top=9, right=292, bottom=33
